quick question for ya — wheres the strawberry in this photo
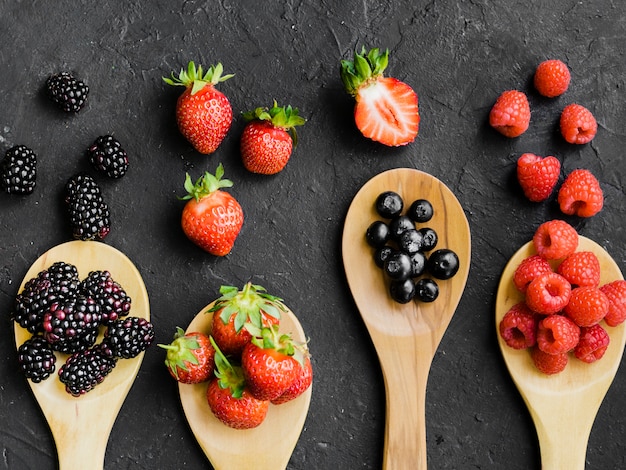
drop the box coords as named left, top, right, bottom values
left=271, top=353, right=313, bottom=405
left=340, top=47, right=419, bottom=146
left=489, top=90, right=530, bottom=138
left=159, top=327, right=215, bottom=384
left=240, top=101, right=306, bottom=175
left=516, top=153, right=561, bottom=202
left=207, top=337, right=269, bottom=429
left=208, top=283, right=285, bottom=356
left=241, top=325, right=301, bottom=401
left=163, top=61, right=234, bottom=154
left=180, top=164, right=244, bottom=256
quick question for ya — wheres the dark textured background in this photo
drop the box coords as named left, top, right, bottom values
left=1, top=1, right=625, bottom=468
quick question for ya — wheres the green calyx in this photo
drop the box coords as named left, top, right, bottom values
left=163, top=61, right=235, bottom=95
left=210, top=336, right=245, bottom=398
left=245, top=324, right=306, bottom=367
left=180, top=163, right=233, bottom=202
left=206, top=282, right=286, bottom=333
left=242, top=100, right=306, bottom=147
left=158, top=327, right=201, bottom=376
left=340, top=46, right=389, bottom=96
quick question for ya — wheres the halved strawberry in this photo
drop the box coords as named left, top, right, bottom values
left=340, top=47, right=419, bottom=146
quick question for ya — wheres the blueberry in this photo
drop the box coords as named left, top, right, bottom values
left=374, top=246, right=395, bottom=268
left=376, top=191, right=403, bottom=219
left=408, top=199, right=434, bottom=223
left=390, top=279, right=416, bottom=304
left=418, top=227, right=438, bottom=251
left=427, top=249, right=460, bottom=280
left=409, top=251, right=426, bottom=278
left=415, top=278, right=439, bottom=302
left=366, top=221, right=389, bottom=248
left=389, top=216, right=415, bottom=241
left=397, top=229, right=423, bottom=254
left=384, top=251, right=412, bottom=280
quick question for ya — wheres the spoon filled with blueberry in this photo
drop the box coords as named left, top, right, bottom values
left=342, top=168, right=471, bottom=469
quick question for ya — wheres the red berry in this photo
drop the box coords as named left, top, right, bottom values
left=489, top=90, right=530, bottom=138
left=574, top=324, right=610, bottom=363
left=532, top=219, right=579, bottom=260
left=600, top=280, right=626, bottom=327
left=534, top=59, right=571, bottom=98
left=499, top=302, right=538, bottom=349
left=536, top=314, right=580, bottom=354
left=564, top=286, right=609, bottom=327
left=531, top=347, right=568, bottom=375
left=526, top=272, right=572, bottom=315
left=556, top=251, right=601, bottom=288
left=557, top=169, right=603, bottom=218
left=560, top=103, right=597, bottom=144
left=513, top=255, right=553, bottom=293
left=516, top=153, right=561, bottom=202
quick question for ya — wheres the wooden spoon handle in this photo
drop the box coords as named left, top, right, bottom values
left=57, top=435, right=107, bottom=470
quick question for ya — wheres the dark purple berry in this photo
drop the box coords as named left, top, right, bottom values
left=390, top=279, right=416, bottom=304
left=408, top=199, right=434, bottom=223
left=397, top=229, right=423, bottom=254
left=366, top=220, right=390, bottom=248
left=389, top=216, right=415, bottom=241
left=375, top=191, right=403, bottom=219
left=427, top=249, right=460, bottom=280
left=419, top=227, right=438, bottom=251
left=415, top=278, right=439, bottom=302
left=384, top=251, right=412, bottom=280
left=374, top=246, right=395, bottom=268
left=409, top=252, right=427, bottom=278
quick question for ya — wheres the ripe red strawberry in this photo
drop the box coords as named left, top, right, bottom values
left=536, top=314, right=580, bottom=355
left=560, top=103, right=597, bottom=144
left=163, top=61, right=234, bottom=154
left=489, top=90, right=530, bottom=138
left=340, top=47, right=419, bottom=146
left=513, top=255, right=553, bottom=293
left=574, top=324, right=609, bottom=363
left=207, top=337, right=269, bottom=429
left=499, top=302, right=538, bottom=349
left=240, top=102, right=306, bottom=175
left=516, top=153, right=561, bottom=202
left=564, top=286, right=609, bottom=327
left=557, top=169, right=603, bottom=217
left=241, top=325, right=300, bottom=401
left=600, top=280, right=626, bottom=327
left=532, top=219, right=579, bottom=260
left=159, top=328, right=215, bottom=384
left=534, top=59, right=570, bottom=98
left=271, top=354, right=313, bottom=405
left=531, top=347, right=568, bottom=375
left=556, top=251, right=601, bottom=288
left=208, top=283, right=285, bottom=356
left=180, top=164, right=243, bottom=256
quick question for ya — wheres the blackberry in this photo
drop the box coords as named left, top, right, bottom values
left=101, top=316, right=155, bottom=359
left=17, top=336, right=56, bottom=383
left=64, top=173, right=111, bottom=241
left=1, top=145, right=37, bottom=194
left=45, top=71, right=89, bottom=112
left=87, top=135, right=129, bottom=179
left=80, top=270, right=131, bottom=324
left=58, top=347, right=117, bottom=396
left=13, top=262, right=80, bottom=333
left=42, top=295, right=102, bottom=354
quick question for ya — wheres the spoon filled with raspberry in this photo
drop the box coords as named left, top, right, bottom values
left=342, top=168, right=471, bottom=469
left=496, top=226, right=626, bottom=469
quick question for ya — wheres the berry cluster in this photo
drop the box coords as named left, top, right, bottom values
left=160, top=283, right=313, bottom=430
left=365, top=191, right=460, bottom=304
left=13, top=261, right=154, bottom=396
left=500, top=220, right=626, bottom=375
left=0, top=145, right=37, bottom=195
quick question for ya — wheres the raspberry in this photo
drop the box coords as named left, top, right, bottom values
left=513, top=255, right=553, bottom=293
left=526, top=272, right=571, bottom=314
left=532, top=219, right=578, bottom=260
left=499, top=302, right=538, bottom=349
left=533, top=59, right=570, bottom=98
left=560, top=103, right=597, bottom=144
left=564, top=286, right=609, bottom=327
left=489, top=90, right=530, bottom=138
left=531, top=347, right=568, bottom=375
left=557, top=169, right=603, bottom=217
left=599, top=280, right=626, bottom=327
left=574, top=324, right=609, bottom=363
left=516, top=153, right=561, bottom=202
left=556, top=251, right=600, bottom=288
left=536, top=314, right=580, bottom=354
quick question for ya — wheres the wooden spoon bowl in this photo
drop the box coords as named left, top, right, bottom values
left=342, top=168, right=471, bottom=469
left=178, top=302, right=312, bottom=470
left=13, top=240, right=150, bottom=470
left=495, top=236, right=625, bottom=470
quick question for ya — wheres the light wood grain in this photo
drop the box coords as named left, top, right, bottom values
left=13, top=240, right=150, bottom=470
left=342, top=168, right=471, bottom=470
left=179, top=302, right=312, bottom=470
left=495, top=236, right=625, bottom=470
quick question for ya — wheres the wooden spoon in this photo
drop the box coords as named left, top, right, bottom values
left=342, top=168, right=471, bottom=469
left=13, top=240, right=150, bottom=470
left=178, top=302, right=312, bottom=470
left=495, top=236, right=626, bottom=470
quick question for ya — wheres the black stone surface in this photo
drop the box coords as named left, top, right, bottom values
left=1, top=1, right=625, bottom=469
